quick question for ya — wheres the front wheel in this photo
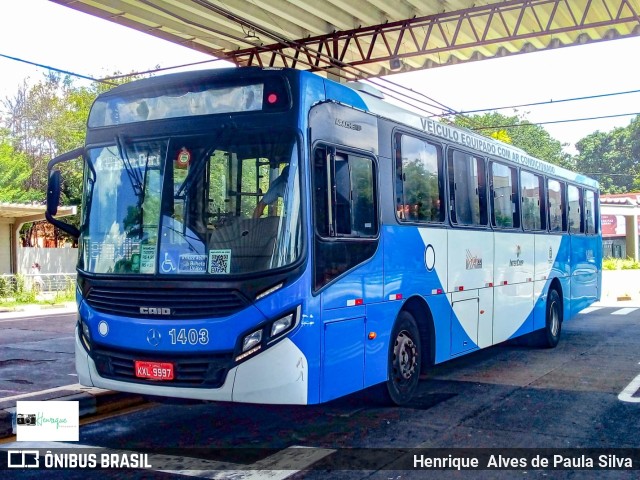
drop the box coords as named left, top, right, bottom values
left=538, top=288, right=562, bottom=348
left=385, top=311, right=421, bottom=405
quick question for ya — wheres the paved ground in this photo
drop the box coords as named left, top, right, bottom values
left=0, top=270, right=638, bottom=440
left=0, top=306, right=145, bottom=439
left=1, top=302, right=639, bottom=479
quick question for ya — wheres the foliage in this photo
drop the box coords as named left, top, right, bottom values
left=1, top=71, right=144, bottom=244
left=0, top=274, right=36, bottom=304
left=0, top=274, right=75, bottom=307
left=575, top=115, right=640, bottom=194
left=453, top=111, right=574, bottom=169
left=52, top=276, right=76, bottom=304
left=0, top=129, right=40, bottom=202
left=602, top=257, right=640, bottom=270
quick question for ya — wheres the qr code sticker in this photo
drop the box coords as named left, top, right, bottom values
left=208, top=249, right=231, bottom=274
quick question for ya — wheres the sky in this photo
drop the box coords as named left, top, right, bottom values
left=1, top=0, right=639, bottom=155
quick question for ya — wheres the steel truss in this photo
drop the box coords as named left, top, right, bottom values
left=226, top=0, right=640, bottom=79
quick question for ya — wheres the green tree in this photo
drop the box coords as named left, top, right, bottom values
left=1, top=72, right=145, bottom=242
left=575, top=115, right=640, bottom=194
left=0, top=129, right=39, bottom=202
left=2, top=72, right=143, bottom=204
left=453, top=112, right=574, bottom=169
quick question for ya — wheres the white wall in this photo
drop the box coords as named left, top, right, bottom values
left=18, top=247, right=78, bottom=274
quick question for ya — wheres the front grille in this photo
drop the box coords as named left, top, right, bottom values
left=86, top=285, right=249, bottom=319
left=92, top=347, right=233, bottom=388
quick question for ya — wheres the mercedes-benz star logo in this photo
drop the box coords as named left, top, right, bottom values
left=147, top=328, right=161, bottom=347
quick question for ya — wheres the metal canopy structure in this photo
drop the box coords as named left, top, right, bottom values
left=52, top=0, right=640, bottom=81
left=0, top=203, right=76, bottom=225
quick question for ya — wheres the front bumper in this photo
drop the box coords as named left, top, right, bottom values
left=75, top=327, right=308, bottom=404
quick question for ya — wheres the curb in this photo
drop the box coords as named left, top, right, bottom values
left=0, top=389, right=147, bottom=439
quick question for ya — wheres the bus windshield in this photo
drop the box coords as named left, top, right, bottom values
left=80, top=130, right=302, bottom=276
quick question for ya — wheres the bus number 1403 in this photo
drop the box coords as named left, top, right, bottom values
left=169, top=328, right=209, bottom=345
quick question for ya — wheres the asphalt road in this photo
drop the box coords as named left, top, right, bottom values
left=1, top=305, right=640, bottom=479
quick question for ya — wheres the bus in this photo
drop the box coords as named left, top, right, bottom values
left=46, top=67, right=601, bottom=406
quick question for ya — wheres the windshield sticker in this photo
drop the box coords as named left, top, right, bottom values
left=160, top=252, right=178, bottom=274
left=175, top=147, right=191, bottom=169
left=179, top=254, right=207, bottom=273
left=140, top=244, right=157, bottom=274
left=209, top=249, right=231, bottom=274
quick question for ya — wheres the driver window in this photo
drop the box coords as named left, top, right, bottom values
left=312, top=145, right=378, bottom=290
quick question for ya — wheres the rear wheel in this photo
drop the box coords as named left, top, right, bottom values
left=385, top=311, right=421, bottom=405
left=539, top=288, right=562, bottom=348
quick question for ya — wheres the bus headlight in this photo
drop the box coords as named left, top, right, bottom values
left=236, top=330, right=263, bottom=362
left=242, top=330, right=262, bottom=352
left=270, top=313, right=294, bottom=338
left=235, top=307, right=300, bottom=363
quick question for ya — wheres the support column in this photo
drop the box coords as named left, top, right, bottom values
left=10, top=222, right=20, bottom=274
left=625, top=214, right=639, bottom=262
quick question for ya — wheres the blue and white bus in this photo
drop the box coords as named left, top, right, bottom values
left=47, top=67, right=601, bottom=405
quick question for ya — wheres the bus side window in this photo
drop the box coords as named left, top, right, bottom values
left=521, top=170, right=544, bottom=231
left=567, top=184, right=582, bottom=233
left=490, top=161, right=519, bottom=229
left=584, top=189, right=596, bottom=234
left=312, top=146, right=378, bottom=290
left=395, top=133, right=444, bottom=223
left=547, top=179, right=566, bottom=232
left=334, top=157, right=352, bottom=235
left=448, top=150, right=487, bottom=226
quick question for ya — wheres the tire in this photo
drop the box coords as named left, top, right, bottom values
left=384, top=311, right=421, bottom=405
left=538, top=288, right=562, bottom=348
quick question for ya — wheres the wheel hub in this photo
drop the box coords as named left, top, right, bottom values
left=550, top=302, right=559, bottom=337
left=394, top=331, right=417, bottom=380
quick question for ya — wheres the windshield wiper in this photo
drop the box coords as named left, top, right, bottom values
left=115, top=135, right=149, bottom=204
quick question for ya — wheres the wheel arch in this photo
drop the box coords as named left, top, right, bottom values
left=399, top=295, right=435, bottom=370
left=548, top=277, right=564, bottom=321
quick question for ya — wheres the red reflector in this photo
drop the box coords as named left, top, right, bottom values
left=458, top=286, right=464, bottom=291
left=267, top=93, right=278, bottom=104
left=355, top=298, right=363, bottom=305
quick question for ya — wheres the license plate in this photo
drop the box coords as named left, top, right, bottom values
left=134, top=361, right=174, bottom=380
